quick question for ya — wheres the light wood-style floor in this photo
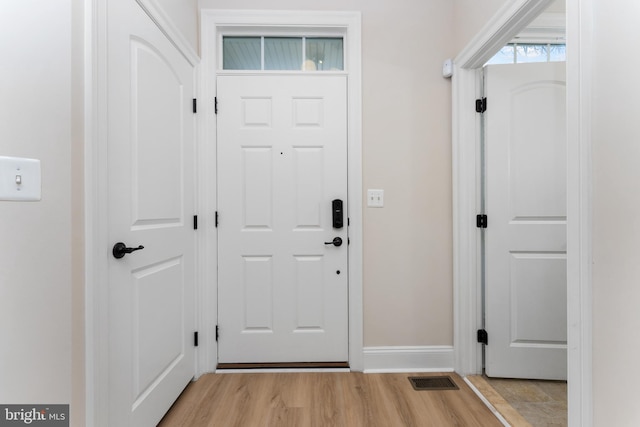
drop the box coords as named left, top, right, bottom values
left=158, top=372, right=503, bottom=427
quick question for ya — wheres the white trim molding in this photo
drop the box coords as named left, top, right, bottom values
left=566, top=0, right=593, bottom=425
left=85, top=0, right=108, bottom=424
left=199, top=9, right=364, bottom=373
left=453, top=0, right=557, bottom=376
left=452, top=0, right=592, bottom=426
left=135, top=0, right=199, bottom=65
left=455, top=0, right=555, bottom=69
left=363, top=346, right=454, bottom=373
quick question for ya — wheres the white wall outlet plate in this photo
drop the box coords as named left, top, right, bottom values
left=367, top=189, right=384, bottom=207
left=0, top=156, right=41, bottom=201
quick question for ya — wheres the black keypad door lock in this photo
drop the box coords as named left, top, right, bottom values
left=332, top=199, right=343, bottom=229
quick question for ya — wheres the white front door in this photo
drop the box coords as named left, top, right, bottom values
left=107, top=1, right=196, bottom=425
left=484, top=62, right=567, bottom=380
left=217, top=75, right=348, bottom=364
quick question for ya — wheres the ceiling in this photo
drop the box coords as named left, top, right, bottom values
left=515, top=1, right=566, bottom=43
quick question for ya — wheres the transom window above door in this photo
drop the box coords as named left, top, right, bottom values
left=486, top=43, right=566, bottom=65
left=222, top=36, right=344, bottom=71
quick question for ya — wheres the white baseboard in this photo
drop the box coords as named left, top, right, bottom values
left=363, top=346, right=455, bottom=373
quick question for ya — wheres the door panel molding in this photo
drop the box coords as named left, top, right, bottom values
left=200, top=10, right=363, bottom=372
left=451, top=0, right=592, bottom=425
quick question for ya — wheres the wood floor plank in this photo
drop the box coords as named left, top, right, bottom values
left=158, top=372, right=503, bottom=427
left=340, top=373, right=380, bottom=427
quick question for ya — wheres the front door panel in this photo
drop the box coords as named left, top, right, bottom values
left=217, top=75, right=348, bottom=363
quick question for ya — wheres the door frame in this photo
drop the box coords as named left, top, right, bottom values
left=451, top=0, right=592, bottom=425
left=84, top=0, right=200, bottom=425
left=199, top=10, right=363, bottom=372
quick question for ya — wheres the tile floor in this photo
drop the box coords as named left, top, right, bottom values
left=482, top=376, right=567, bottom=427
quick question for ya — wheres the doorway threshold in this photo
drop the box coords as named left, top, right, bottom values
left=465, top=375, right=533, bottom=426
left=216, top=362, right=350, bottom=374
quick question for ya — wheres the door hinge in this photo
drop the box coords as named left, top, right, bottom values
left=215, top=325, right=219, bottom=342
left=214, top=97, right=218, bottom=115
left=475, top=97, right=487, bottom=113
left=193, top=98, right=197, bottom=113
left=215, top=211, right=219, bottom=228
left=476, top=214, right=488, bottom=229
left=194, top=331, right=199, bottom=347
left=193, top=215, right=198, bottom=230
left=477, top=329, right=488, bottom=345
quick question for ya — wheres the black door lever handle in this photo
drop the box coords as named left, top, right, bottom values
left=112, top=242, right=145, bottom=259
left=324, top=237, right=343, bottom=247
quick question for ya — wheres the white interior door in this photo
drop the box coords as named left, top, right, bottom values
left=107, top=1, right=196, bottom=425
left=484, top=62, right=567, bottom=380
left=217, top=75, right=348, bottom=364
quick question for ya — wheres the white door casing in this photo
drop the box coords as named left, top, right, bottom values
left=200, top=10, right=363, bottom=372
left=452, top=0, right=592, bottom=422
left=484, top=62, right=567, bottom=380
left=198, top=9, right=364, bottom=371
left=217, top=75, right=348, bottom=363
left=107, top=1, right=196, bottom=425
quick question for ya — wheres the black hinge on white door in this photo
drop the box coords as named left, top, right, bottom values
left=477, top=329, right=488, bottom=345
left=215, top=211, right=219, bottom=228
left=476, top=214, right=488, bottom=228
left=215, top=325, right=219, bottom=342
left=214, top=97, right=218, bottom=115
left=193, top=215, right=198, bottom=230
left=475, top=97, right=487, bottom=113
left=193, top=98, right=197, bottom=113
left=194, top=331, right=199, bottom=347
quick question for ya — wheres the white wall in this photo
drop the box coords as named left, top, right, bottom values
left=199, top=0, right=456, bottom=348
left=591, top=0, right=640, bottom=424
left=0, top=0, right=72, bottom=406
left=453, top=0, right=509, bottom=51
left=153, top=0, right=199, bottom=52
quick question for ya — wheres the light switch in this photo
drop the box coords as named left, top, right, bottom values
left=367, top=189, right=384, bottom=207
left=0, top=156, right=41, bottom=201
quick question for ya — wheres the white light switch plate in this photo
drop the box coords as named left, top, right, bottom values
left=0, top=156, right=41, bottom=201
left=367, top=189, right=384, bottom=207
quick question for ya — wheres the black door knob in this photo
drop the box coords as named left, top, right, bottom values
left=112, top=242, right=145, bottom=259
left=324, top=237, right=343, bottom=247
